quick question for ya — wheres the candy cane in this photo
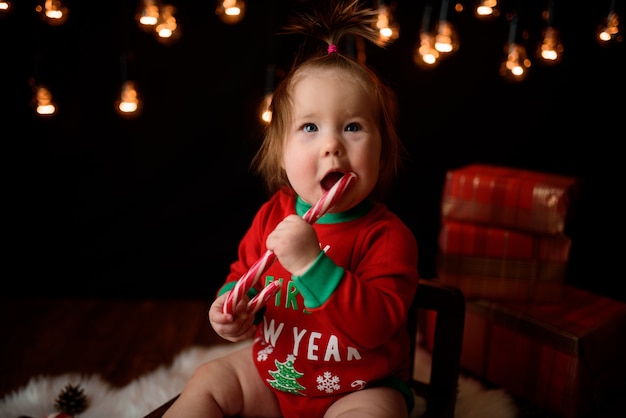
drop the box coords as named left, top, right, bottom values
left=247, top=280, right=282, bottom=314
left=223, top=172, right=357, bottom=315
left=225, top=250, right=276, bottom=314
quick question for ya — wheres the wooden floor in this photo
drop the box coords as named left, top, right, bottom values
left=0, top=297, right=224, bottom=401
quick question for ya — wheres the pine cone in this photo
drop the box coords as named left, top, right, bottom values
left=54, top=383, right=88, bottom=416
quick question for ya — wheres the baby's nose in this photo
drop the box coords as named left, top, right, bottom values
left=322, top=133, right=343, bottom=156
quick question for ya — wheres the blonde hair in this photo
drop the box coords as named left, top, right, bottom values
left=251, top=0, right=404, bottom=201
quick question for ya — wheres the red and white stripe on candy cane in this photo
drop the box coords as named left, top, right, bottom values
left=223, top=172, right=357, bottom=315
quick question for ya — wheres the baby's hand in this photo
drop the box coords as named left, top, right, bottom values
left=266, top=214, right=321, bottom=276
left=209, top=292, right=257, bottom=342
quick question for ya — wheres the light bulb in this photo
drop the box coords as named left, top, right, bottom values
left=434, top=0, right=459, bottom=58
left=475, top=0, right=499, bottom=19
left=33, top=85, right=56, bottom=116
left=500, top=13, right=531, bottom=82
left=260, top=64, right=275, bottom=124
left=116, top=81, right=142, bottom=118
left=260, top=92, right=273, bottom=124
left=137, top=0, right=159, bottom=31
left=538, top=26, right=564, bottom=64
left=155, top=4, right=181, bottom=44
left=536, top=1, right=564, bottom=64
left=0, top=1, right=12, bottom=16
left=36, top=0, right=69, bottom=26
left=414, top=3, right=440, bottom=69
left=597, top=11, right=622, bottom=44
left=216, top=0, right=246, bottom=24
left=501, top=43, right=531, bottom=81
left=414, top=32, right=440, bottom=68
left=375, top=2, right=399, bottom=44
left=434, top=21, right=459, bottom=56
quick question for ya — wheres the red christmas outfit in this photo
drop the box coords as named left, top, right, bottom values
left=219, top=187, right=419, bottom=415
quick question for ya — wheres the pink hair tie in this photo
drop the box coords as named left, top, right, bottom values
left=327, top=44, right=338, bottom=54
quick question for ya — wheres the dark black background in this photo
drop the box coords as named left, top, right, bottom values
left=2, top=1, right=624, bottom=300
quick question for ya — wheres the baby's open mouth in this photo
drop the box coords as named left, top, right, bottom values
left=321, top=171, right=345, bottom=191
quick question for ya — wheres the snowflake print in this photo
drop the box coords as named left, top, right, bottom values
left=316, top=371, right=340, bottom=393
left=257, top=345, right=274, bottom=362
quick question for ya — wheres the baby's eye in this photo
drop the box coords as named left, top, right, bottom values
left=345, top=123, right=361, bottom=132
left=303, top=123, right=318, bottom=133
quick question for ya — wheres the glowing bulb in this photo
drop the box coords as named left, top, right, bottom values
left=500, top=13, right=530, bottom=82
left=137, top=0, right=159, bottom=30
left=538, top=26, right=564, bottom=64
left=501, top=43, right=531, bottom=82
left=434, top=0, right=459, bottom=57
left=597, top=11, right=622, bottom=44
left=414, top=3, right=439, bottom=69
left=155, top=4, right=181, bottom=44
left=116, top=81, right=142, bottom=118
left=414, top=32, right=440, bottom=68
left=216, top=0, right=246, bottom=24
left=0, top=1, right=11, bottom=14
left=260, top=92, right=273, bottom=124
left=375, top=3, right=399, bottom=44
left=434, top=21, right=459, bottom=56
left=35, top=0, right=69, bottom=26
left=34, top=86, right=56, bottom=116
left=475, top=0, right=498, bottom=19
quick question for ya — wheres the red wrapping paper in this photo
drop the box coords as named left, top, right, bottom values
left=423, top=285, right=626, bottom=418
left=441, top=164, right=578, bottom=235
left=436, top=220, right=571, bottom=301
left=434, top=273, right=565, bottom=302
left=439, top=220, right=571, bottom=261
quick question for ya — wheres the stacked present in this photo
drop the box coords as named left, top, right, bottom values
left=460, top=287, right=626, bottom=418
left=436, top=163, right=579, bottom=302
left=421, top=164, right=626, bottom=418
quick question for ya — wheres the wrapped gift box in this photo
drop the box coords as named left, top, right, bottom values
left=437, top=220, right=571, bottom=301
left=441, top=164, right=579, bottom=235
left=422, top=285, right=626, bottom=418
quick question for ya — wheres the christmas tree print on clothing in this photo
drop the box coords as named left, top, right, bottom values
left=267, top=354, right=306, bottom=395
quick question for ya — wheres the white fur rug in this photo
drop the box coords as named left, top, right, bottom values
left=0, top=341, right=518, bottom=418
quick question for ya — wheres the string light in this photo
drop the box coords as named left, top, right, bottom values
left=374, top=0, right=400, bottom=44
left=259, top=65, right=275, bottom=124
left=260, top=93, right=273, bottom=124
left=0, top=1, right=12, bottom=16
left=155, top=4, right=181, bottom=44
left=137, top=0, right=159, bottom=31
left=3, top=1, right=623, bottom=118
left=116, top=55, right=142, bottom=118
left=500, top=13, right=531, bottom=82
left=597, top=0, right=622, bottom=45
left=537, top=0, right=564, bottom=64
left=116, top=81, right=142, bottom=118
left=413, top=3, right=440, bottom=68
left=474, top=0, right=499, bottom=19
left=135, top=1, right=182, bottom=45
left=434, top=0, right=460, bottom=58
left=216, top=0, right=246, bottom=24
left=36, top=0, right=69, bottom=26
left=32, top=84, right=57, bottom=116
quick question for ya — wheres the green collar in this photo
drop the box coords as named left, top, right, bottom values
left=295, top=196, right=373, bottom=224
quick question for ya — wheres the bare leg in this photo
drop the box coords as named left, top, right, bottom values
left=163, top=344, right=282, bottom=418
left=324, top=386, right=408, bottom=418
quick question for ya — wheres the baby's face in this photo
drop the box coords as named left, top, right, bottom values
left=282, top=67, right=381, bottom=212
